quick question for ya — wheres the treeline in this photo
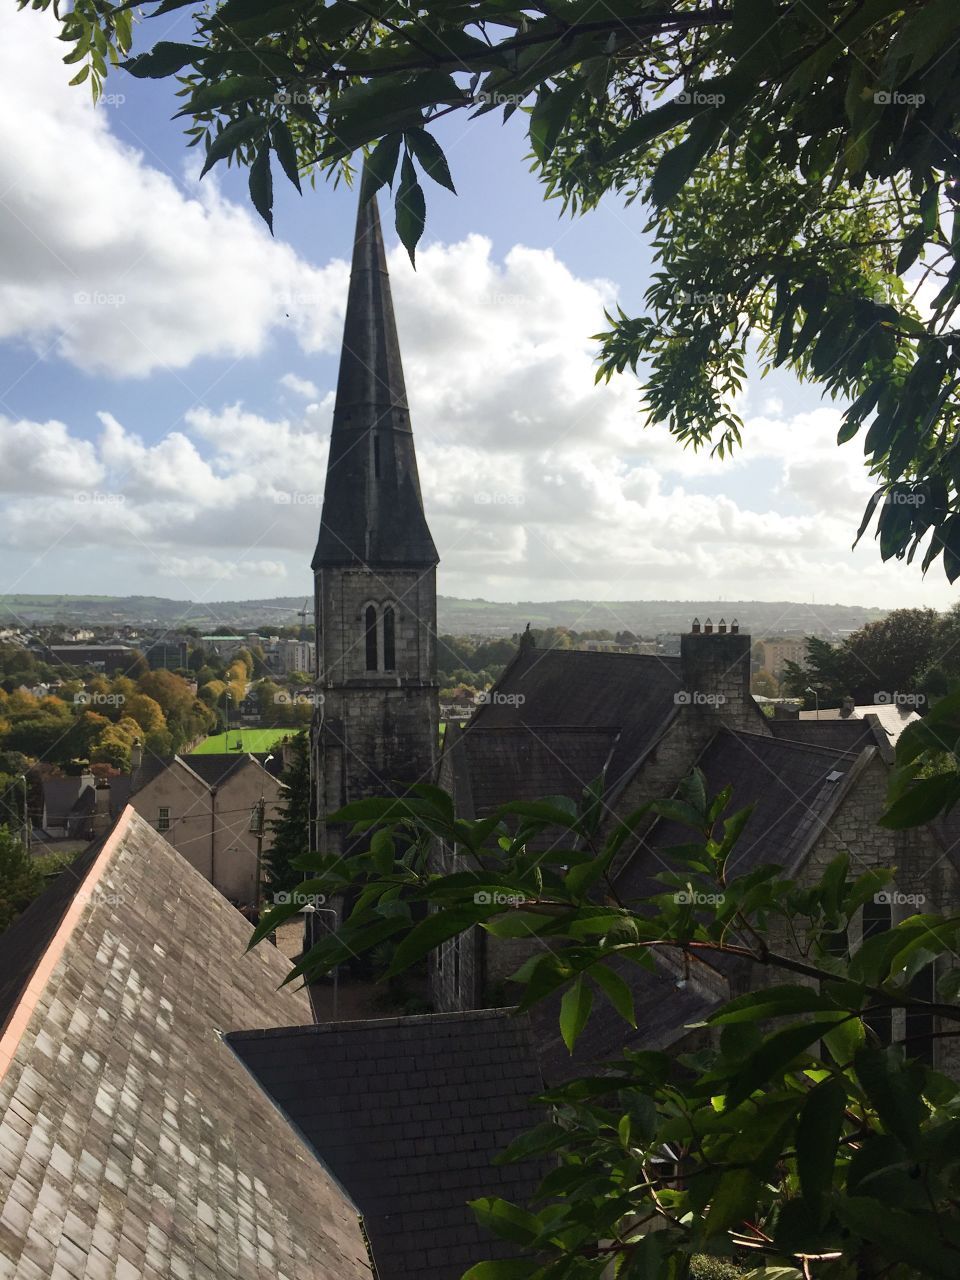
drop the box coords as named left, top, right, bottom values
left=782, top=606, right=960, bottom=709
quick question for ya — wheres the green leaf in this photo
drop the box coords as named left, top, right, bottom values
left=248, top=141, right=273, bottom=233
left=370, top=828, right=396, bottom=874
left=559, top=974, right=593, bottom=1051
left=387, top=904, right=490, bottom=974
left=588, top=962, right=636, bottom=1026
left=404, top=128, right=456, bottom=192
left=462, top=1260, right=537, bottom=1279
left=271, top=121, right=301, bottom=193
left=360, top=132, right=403, bottom=207
left=725, top=1020, right=843, bottom=1109
left=529, top=79, right=583, bottom=161
left=395, top=152, right=426, bottom=266
left=200, top=115, right=267, bottom=179
left=880, top=772, right=960, bottom=827
left=710, top=985, right=841, bottom=1025
left=835, top=1200, right=960, bottom=1278
left=121, top=41, right=201, bottom=78
left=854, top=1046, right=927, bottom=1151
left=796, top=1077, right=846, bottom=1214
left=705, top=1167, right=761, bottom=1236
left=469, top=1198, right=541, bottom=1246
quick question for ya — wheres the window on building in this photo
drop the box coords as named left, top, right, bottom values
left=373, top=433, right=381, bottom=479
left=906, top=962, right=936, bottom=1065
left=364, top=605, right=378, bottom=671
left=158, top=807, right=170, bottom=832
left=862, top=896, right=893, bottom=1046
left=383, top=606, right=396, bottom=670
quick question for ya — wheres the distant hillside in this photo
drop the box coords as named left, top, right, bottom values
left=0, top=593, right=886, bottom=637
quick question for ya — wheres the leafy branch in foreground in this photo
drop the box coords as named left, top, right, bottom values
left=21, top=0, right=960, bottom=576
left=252, top=773, right=960, bottom=1279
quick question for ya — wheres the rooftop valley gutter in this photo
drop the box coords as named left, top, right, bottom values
left=0, top=804, right=136, bottom=1085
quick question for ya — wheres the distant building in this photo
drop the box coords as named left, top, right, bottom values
left=142, top=639, right=188, bottom=670
left=761, top=637, right=808, bottom=676
left=40, top=643, right=135, bottom=675
left=277, top=638, right=315, bottom=675
left=200, top=634, right=247, bottom=660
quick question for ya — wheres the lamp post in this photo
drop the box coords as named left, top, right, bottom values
left=805, top=686, right=820, bottom=720
left=223, top=689, right=232, bottom=745
left=302, top=902, right=339, bottom=1020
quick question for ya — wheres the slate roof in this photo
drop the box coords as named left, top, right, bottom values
left=618, top=728, right=863, bottom=902
left=454, top=724, right=620, bottom=815
left=228, top=1010, right=548, bottom=1280
left=0, top=807, right=373, bottom=1280
left=470, top=648, right=684, bottom=789
left=769, top=717, right=877, bottom=754
left=531, top=957, right=720, bottom=1085
left=125, top=750, right=281, bottom=799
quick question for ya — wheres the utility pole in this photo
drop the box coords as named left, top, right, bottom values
left=250, top=797, right=265, bottom=913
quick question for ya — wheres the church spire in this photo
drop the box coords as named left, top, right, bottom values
left=312, top=194, right=438, bottom=569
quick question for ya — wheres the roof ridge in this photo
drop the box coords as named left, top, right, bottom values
left=729, top=727, right=850, bottom=761
left=227, top=1006, right=525, bottom=1040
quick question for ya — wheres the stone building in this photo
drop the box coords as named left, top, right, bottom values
left=310, top=196, right=439, bottom=861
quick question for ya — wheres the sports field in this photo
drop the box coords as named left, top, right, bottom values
left=190, top=728, right=291, bottom=755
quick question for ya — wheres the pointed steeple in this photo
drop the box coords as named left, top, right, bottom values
left=312, top=195, right=438, bottom=569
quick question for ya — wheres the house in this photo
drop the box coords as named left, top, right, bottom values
left=120, top=748, right=284, bottom=906
left=429, top=625, right=960, bottom=1073
left=0, top=808, right=548, bottom=1279
left=797, top=698, right=921, bottom=744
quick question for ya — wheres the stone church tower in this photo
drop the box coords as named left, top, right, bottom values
left=310, top=195, right=439, bottom=858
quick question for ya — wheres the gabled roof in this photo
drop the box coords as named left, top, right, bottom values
left=126, top=750, right=279, bottom=799
left=0, top=808, right=373, bottom=1280
left=618, top=728, right=867, bottom=902
left=448, top=722, right=620, bottom=817
left=228, top=1010, right=547, bottom=1280
left=769, top=717, right=877, bottom=753
left=471, top=647, right=684, bottom=788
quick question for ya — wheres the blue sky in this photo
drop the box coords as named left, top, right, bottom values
left=0, top=3, right=953, bottom=617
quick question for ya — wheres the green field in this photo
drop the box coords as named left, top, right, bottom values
left=190, top=728, right=292, bottom=755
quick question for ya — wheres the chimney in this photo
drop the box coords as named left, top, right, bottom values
left=680, top=626, right=753, bottom=726
left=840, top=696, right=855, bottom=719
left=79, top=769, right=95, bottom=794
left=691, top=617, right=701, bottom=634
left=130, top=738, right=143, bottom=773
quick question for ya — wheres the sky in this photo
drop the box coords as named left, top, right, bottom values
left=0, top=4, right=955, bottom=614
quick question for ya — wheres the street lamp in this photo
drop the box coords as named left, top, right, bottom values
left=302, top=902, right=339, bottom=1020
left=805, top=686, right=820, bottom=720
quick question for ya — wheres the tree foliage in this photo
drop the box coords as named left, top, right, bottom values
left=24, top=0, right=960, bottom=576
left=250, top=772, right=960, bottom=1279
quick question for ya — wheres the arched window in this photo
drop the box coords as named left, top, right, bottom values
left=383, top=606, right=396, bottom=670
left=364, top=605, right=378, bottom=671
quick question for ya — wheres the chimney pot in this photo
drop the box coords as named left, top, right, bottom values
left=691, top=617, right=701, bottom=634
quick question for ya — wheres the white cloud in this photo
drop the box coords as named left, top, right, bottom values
left=0, top=14, right=949, bottom=609
left=280, top=373, right=321, bottom=399
left=0, top=7, right=347, bottom=376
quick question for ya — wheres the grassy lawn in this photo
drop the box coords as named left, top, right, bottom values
left=190, top=727, right=292, bottom=754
